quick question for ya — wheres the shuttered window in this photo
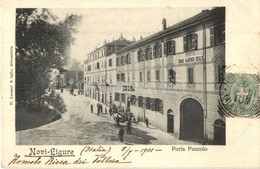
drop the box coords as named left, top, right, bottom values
left=210, top=24, right=225, bottom=45
left=155, top=44, right=162, bottom=58
left=183, top=33, right=198, bottom=51
left=145, top=97, right=151, bottom=109
left=188, top=67, right=194, bottom=84
left=147, top=71, right=151, bottom=82
left=145, top=47, right=152, bottom=60
left=165, top=40, right=176, bottom=56
left=156, top=70, right=160, bottom=81
left=139, top=72, right=142, bottom=82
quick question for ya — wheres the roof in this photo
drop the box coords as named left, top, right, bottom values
left=107, top=38, right=133, bottom=46
left=87, top=38, right=134, bottom=56
left=116, top=7, right=225, bottom=54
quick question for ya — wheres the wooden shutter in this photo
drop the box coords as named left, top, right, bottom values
left=210, top=27, right=215, bottom=45
left=153, top=46, right=156, bottom=58
left=150, top=98, right=155, bottom=111
left=137, top=51, right=140, bottom=62
left=171, top=40, right=175, bottom=55
left=163, top=42, right=167, bottom=56
left=159, top=44, right=162, bottom=57
left=183, top=36, right=187, bottom=51
left=159, top=100, right=163, bottom=114
left=192, top=33, right=198, bottom=50
left=128, top=54, right=131, bottom=64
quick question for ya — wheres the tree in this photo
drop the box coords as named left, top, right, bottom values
left=15, top=8, right=81, bottom=106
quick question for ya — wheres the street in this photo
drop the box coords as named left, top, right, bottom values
left=16, top=90, right=198, bottom=145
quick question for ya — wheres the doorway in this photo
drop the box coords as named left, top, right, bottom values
left=179, top=98, right=204, bottom=143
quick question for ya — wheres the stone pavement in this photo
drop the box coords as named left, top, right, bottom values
left=16, top=90, right=198, bottom=145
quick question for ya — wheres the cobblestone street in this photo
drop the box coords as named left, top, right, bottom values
left=16, top=90, right=198, bottom=145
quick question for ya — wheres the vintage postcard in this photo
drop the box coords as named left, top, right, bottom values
left=1, top=0, right=260, bottom=168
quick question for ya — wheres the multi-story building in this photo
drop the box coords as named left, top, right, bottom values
left=84, top=7, right=226, bottom=144
left=84, top=35, right=133, bottom=105
left=59, top=59, right=84, bottom=89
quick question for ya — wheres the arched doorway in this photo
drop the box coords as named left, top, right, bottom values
left=214, top=119, right=226, bottom=145
left=167, top=109, right=174, bottom=133
left=179, top=98, right=204, bottom=143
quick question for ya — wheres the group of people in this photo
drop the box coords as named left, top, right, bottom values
left=89, top=103, right=150, bottom=143
left=90, top=103, right=112, bottom=116
left=118, top=119, right=132, bottom=142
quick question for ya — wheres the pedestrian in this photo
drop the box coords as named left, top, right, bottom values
left=109, top=107, right=112, bottom=116
left=61, top=87, right=63, bottom=93
left=91, top=104, right=93, bottom=113
left=118, top=126, right=124, bottom=142
left=100, top=104, right=103, bottom=114
left=145, top=117, right=149, bottom=128
left=105, top=107, right=107, bottom=114
left=116, top=115, right=120, bottom=127
left=97, top=103, right=100, bottom=116
left=126, top=120, right=132, bottom=134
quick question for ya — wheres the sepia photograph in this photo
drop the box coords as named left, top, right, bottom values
left=2, top=0, right=260, bottom=168
left=15, top=7, right=226, bottom=146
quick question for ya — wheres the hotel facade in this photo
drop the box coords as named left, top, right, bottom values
left=84, top=7, right=226, bottom=144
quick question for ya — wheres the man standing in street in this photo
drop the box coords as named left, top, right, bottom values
left=90, top=104, right=93, bottom=113
left=126, top=120, right=132, bottom=134
left=118, top=126, right=124, bottom=143
left=145, top=117, right=149, bottom=128
left=109, top=107, right=112, bottom=116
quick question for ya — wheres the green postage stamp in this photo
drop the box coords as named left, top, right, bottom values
left=219, top=71, right=260, bottom=117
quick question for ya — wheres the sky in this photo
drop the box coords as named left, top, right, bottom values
left=50, top=7, right=212, bottom=64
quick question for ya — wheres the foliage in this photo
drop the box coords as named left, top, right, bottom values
left=47, top=91, right=66, bottom=113
left=15, top=8, right=81, bottom=106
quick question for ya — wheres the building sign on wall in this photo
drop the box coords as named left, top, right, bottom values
left=178, top=56, right=203, bottom=64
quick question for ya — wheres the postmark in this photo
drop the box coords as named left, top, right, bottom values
left=219, top=66, right=260, bottom=117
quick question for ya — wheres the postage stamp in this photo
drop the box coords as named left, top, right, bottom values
left=219, top=66, right=260, bottom=117
left=1, top=1, right=260, bottom=168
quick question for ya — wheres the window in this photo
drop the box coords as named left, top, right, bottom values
left=145, top=47, right=152, bottom=60
left=121, top=73, right=125, bottom=82
left=145, top=97, right=151, bottom=109
left=139, top=72, right=142, bottom=82
left=153, top=43, right=162, bottom=58
left=127, top=54, right=131, bottom=64
left=138, top=96, right=143, bottom=107
left=109, top=59, right=112, bottom=67
left=168, top=69, right=176, bottom=84
left=87, top=65, right=91, bottom=71
left=164, top=40, right=175, bottom=56
left=131, top=95, right=136, bottom=106
left=121, top=94, right=125, bottom=103
left=115, top=93, right=120, bottom=101
left=117, top=74, right=120, bottom=82
left=183, top=33, right=198, bottom=51
left=188, top=67, right=194, bottom=84
left=97, top=62, right=100, bottom=69
left=150, top=98, right=155, bottom=111
left=147, top=71, right=151, bottom=82
left=137, top=49, right=144, bottom=62
left=217, top=64, right=225, bottom=83
left=210, top=24, right=225, bottom=45
left=156, top=70, right=160, bottom=81
left=121, top=56, right=125, bottom=65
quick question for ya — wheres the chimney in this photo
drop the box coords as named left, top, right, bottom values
left=140, top=35, right=143, bottom=40
left=120, top=33, right=123, bottom=40
left=132, top=36, right=136, bottom=42
left=162, top=18, right=166, bottom=30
